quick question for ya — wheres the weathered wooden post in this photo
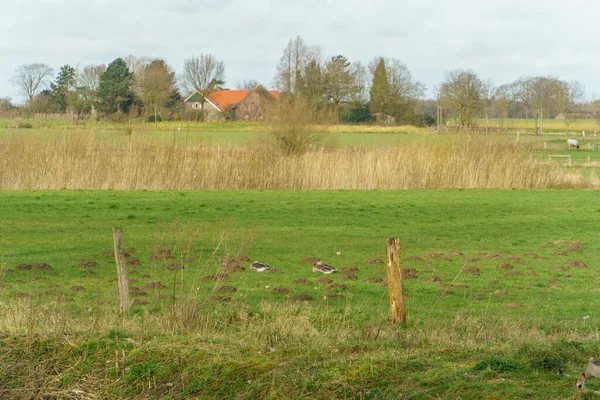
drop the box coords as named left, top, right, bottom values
left=385, top=238, right=406, bottom=324
left=113, top=227, right=130, bottom=313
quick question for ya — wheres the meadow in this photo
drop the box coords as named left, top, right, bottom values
left=2, top=119, right=600, bottom=399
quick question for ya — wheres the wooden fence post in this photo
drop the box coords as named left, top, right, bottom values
left=113, top=227, right=130, bottom=313
left=385, top=238, right=406, bottom=324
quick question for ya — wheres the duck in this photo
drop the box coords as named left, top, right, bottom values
left=313, top=261, right=337, bottom=274
left=250, top=261, right=270, bottom=272
left=577, top=357, right=600, bottom=389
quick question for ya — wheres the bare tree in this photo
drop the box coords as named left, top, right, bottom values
left=439, top=70, right=487, bottom=130
left=78, top=64, right=106, bottom=93
left=181, top=54, right=226, bottom=119
left=235, top=80, right=260, bottom=90
left=274, top=36, right=309, bottom=97
left=349, top=61, right=369, bottom=106
left=10, top=63, right=54, bottom=103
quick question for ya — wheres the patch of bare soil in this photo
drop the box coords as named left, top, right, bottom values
left=141, top=274, right=151, bottom=278
left=483, top=254, right=501, bottom=259
left=497, top=263, right=515, bottom=270
left=221, top=263, right=245, bottom=273
left=130, top=287, right=149, bottom=297
left=448, top=283, right=469, bottom=289
left=424, top=276, right=443, bottom=282
left=505, top=256, right=525, bottom=264
left=448, top=250, right=464, bottom=256
left=323, top=294, right=344, bottom=299
left=567, top=261, right=587, bottom=268
left=272, top=287, right=290, bottom=294
left=78, top=261, right=99, bottom=268
left=301, top=256, right=320, bottom=263
left=341, top=266, right=360, bottom=272
left=167, top=263, right=184, bottom=271
left=438, top=289, right=453, bottom=295
left=506, top=271, right=524, bottom=277
left=464, top=266, right=481, bottom=276
left=565, top=241, right=583, bottom=252
left=553, top=251, right=568, bottom=256
left=144, top=282, right=167, bottom=289
left=489, top=280, right=499, bottom=285
left=292, top=278, right=312, bottom=285
left=554, top=240, right=568, bottom=246
left=425, top=253, right=451, bottom=261
left=405, top=256, right=423, bottom=261
left=402, top=268, right=418, bottom=279
left=291, top=294, right=314, bottom=301
left=494, top=290, right=509, bottom=296
left=201, top=273, right=229, bottom=281
left=316, top=277, right=333, bottom=284
left=365, top=258, right=383, bottom=264
left=70, top=285, right=85, bottom=292
left=13, top=291, right=31, bottom=298
left=16, top=264, right=32, bottom=270
left=126, top=258, right=141, bottom=266
left=363, top=277, right=384, bottom=283
left=342, top=273, right=358, bottom=280
left=216, top=286, right=237, bottom=293
left=464, top=257, right=481, bottom=263
left=212, top=296, right=232, bottom=302
left=327, top=283, right=348, bottom=291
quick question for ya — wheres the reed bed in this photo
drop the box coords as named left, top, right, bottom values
left=0, top=133, right=595, bottom=190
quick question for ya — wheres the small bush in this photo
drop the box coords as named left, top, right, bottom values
left=17, top=122, right=32, bottom=129
left=268, top=99, right=324, bottom=155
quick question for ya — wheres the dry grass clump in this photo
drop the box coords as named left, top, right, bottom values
left=0, top=133, right=595, bottom=190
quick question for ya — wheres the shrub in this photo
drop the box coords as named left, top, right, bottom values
left=268, top=99, right=323, bottom=155
left=341, top=108, right=375, bottom=124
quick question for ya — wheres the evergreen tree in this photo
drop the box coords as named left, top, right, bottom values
left=369, top=58, right=391, bottom=115
left=97, top=58, right=134, bottom=115
left=50, top=65, right=77, bottom=113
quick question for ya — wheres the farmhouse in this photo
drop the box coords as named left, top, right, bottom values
left=184, top=86, right=279, bottom=122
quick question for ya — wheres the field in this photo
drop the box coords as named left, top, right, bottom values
left=2, top=119, right=600, bottom=399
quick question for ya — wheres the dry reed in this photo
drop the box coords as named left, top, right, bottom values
left=0, top=133, right=595, bottom=190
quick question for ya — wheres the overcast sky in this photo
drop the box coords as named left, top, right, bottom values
left=2, top=0, right=599, bottom=103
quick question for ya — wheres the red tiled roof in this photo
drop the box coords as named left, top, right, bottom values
left=206, top=88, right=279, bottom=111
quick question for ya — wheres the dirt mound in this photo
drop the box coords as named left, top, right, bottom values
left=438, top=289, right=453, bottom=295
left=167, top=263, right=184, bottom=271
left=292, top=278, right=312, bottom=285
left=301, top=256, right=320, bottom=263
left=464, top=257, right=481, bottom=263
left=81, top=269, right=96, bottom=276
left=342, top=273, right=357, bottom=280
left=216, top=286, right=237, bottom=293
left=405, top=256, right=423, bottom=261
left=552, top=251, right=568, bottom=256
left=201, top=273, right=229, bottom=281
left=566, top=261, right=587, bottom=268
left=341, top=266, right=359, bottom=272
left=221, top=263, right=245, bottom=273
left=125, top=258, right=140, bottom=266
left=16, top=264, right=32, bottom=270
left=565, top=241, right=583, bottom=252
left=141, top=274, right=151, bottom=278
left=554, top=240, right=568, bottom=246
left=402, top=268, right=418, bottom=279
left=494, top=290, right=509, bottom=296
left=327, top=283, right=348, bottom=291
left=424, top=276, right=442, bottom=282
left=365, top=258, right=383, bottom=264
left=506, top=271, right=524, bottom=277
left=13, top=292, right=31, bottom=298
left=144, top=282, right=167, bottom=289
left=70, top=285, right=85, bottom=292
left=78, top=260, right=99, bottom=268
left=464, top=266, right=481, bottom=276
left=363, top=277, right=384, bottom=283
left=291, top=294, right=314, bottom=301
left=497, top=263, right=515, bottom=270
left=316, top=277, right=333, bottom=284
left=272, top=287, right=291, bottom=294
left=448, top=250, right=464, bottom=256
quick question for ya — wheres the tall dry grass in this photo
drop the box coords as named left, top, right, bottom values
left=0, top=133, right=595, bottom=190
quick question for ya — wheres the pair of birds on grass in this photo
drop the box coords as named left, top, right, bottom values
left=250, top=260, right=337, bottom=274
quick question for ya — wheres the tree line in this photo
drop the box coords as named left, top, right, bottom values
left=3, top=35, right=600, bottom=127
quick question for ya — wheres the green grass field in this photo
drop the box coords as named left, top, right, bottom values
left=2, top=190, right=600, bottom=398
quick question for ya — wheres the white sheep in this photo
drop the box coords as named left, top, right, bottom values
left=567, top=139, right=580, bottom=149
